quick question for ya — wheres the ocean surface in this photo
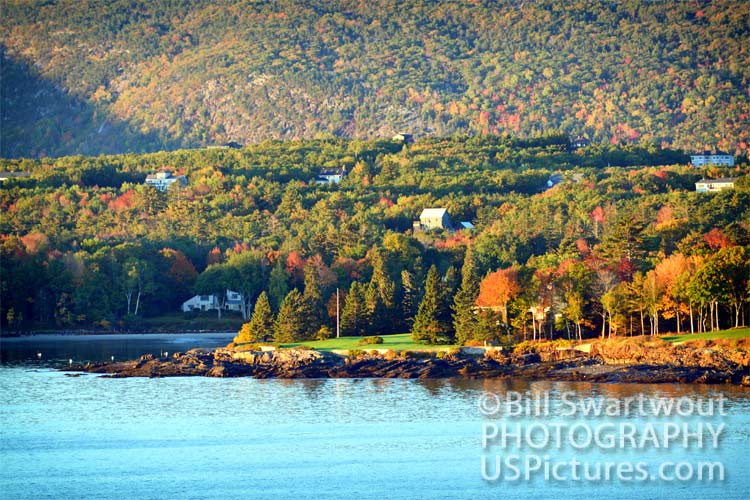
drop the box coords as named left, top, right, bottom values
left=1, top=334, right=749, bottom=500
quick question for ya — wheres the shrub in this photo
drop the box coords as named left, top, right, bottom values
left=348, top=349, right=365, bottom=358
left=315, top=326, right=333, bottom=341
left=401, top=350, right=432, bottom=359
left=382, top=349, right=399, bottom=360
left=356, top=335, right=384, bottom=346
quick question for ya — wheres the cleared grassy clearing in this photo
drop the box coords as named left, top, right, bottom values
left=279, top=333, right=457, bottom=352
left=661, top=328, right=750, bottom=343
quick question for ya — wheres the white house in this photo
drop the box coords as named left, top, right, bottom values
left=145, top=171, right=188, bottom=192
left=224, top=290, right=243, bottom=312
left=315, top=166, right=347, bottom=184
left=695, top=178, right=737, bottom=193
left=181, top=294, right=219, bottom=312
left=415, top=208, right=452, bottom=230
left=690, top=152, right=734, bottom=167
left=182, top=290, right=243, bottom=312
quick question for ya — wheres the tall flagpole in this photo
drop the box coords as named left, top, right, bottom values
left=336, top=288, right=340, bottom=338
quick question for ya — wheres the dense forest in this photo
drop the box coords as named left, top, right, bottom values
left=1, top=135, right=748, bottom=343
left=1, top=0, right=749, bottom=158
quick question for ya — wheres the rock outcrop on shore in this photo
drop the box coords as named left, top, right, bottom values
left=67, top=337, right=750, bottom=385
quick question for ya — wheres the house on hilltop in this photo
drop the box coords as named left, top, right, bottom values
left=690, top=152, right=734, bottom=167
left=414, top=208, right=453, bottom=231
left=315, top=166, right=347, bottom=184
left=695, top=177, right=737, bottom=193
left=145, top=171, right=187, bottom=192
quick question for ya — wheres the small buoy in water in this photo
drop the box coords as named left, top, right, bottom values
left=111, top=355, right=114, bottom=361
left=165, top=351, right=168, bottom=356
left=36, top=352, right=42, bottom=358
left=69, top=359, right=73, bottom=365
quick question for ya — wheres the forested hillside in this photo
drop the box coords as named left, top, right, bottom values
left=1, top=0, right=749, bottom=158
left=1, top=136, right=748, bottom=340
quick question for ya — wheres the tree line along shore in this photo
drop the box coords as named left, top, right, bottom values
left=2, top=135, right=748, bottom=346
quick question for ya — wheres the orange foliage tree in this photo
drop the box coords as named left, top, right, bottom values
left=476, top=268, right=520, bottom=324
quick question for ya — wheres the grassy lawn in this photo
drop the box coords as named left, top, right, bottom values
left=661, top=328, right=750, bottom=343
left=279, top=333, right=457, bottom=352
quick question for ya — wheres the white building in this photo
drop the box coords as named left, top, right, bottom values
left=695, top=177, right=737, bottom=193
left=182, top=290, right=243, bottom=312
left=414, top=208, right=452, bottom=230
left=690, top=152, right=734, bottom=167
left=145, top=171, right=187, bottom=192
left=181, top=294, right=219, bottom=312
left=315, top=167, right=347, bottom=184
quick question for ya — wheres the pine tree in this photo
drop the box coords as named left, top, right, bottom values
left=440, top=265, right=459, bottom=339
left=369, top=247, right=399, bottom=326
left=235, top=291, right=274, bottom=344
left=273, top=289, right=307, bottom=343
left=302, top=259, right=324, bottom=336
left=340, top=281, right=369, bottom=336
left=268, top=260, right=289, bottom=312
left=453, top=247, right=481, bottom=345
left=401, top=269, right=419, bottom=330
left=411, top=265, right=450, bottom=344
left=365, top=280, right=388, bottom=335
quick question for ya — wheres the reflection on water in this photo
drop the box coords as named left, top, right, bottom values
left=0, top=335, right=748, bottom=499
left=0, top=333, right=235, bottom=366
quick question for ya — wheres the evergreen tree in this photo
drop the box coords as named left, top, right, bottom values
left=453, top=247, right=481, bottom=345
left=302, top=259, right=325, bottom=336
left=411, top=265, right=450, bottom=344
left=441, top=265, right=459, bottom=334
left=401, top=269, right=419, bottom=330
left=340, top=281, right=369, bottom=336
left=235, top=291, right=274, bottom=344
left=273, top=289, right=307, bottom=342
left=369, top=247, right=399, bottom=326
left=268, top=260, right=289, bottom=312
left=365, top=280, right=388, bottom=335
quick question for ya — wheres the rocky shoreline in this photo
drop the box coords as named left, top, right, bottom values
left=66, top=338, right=750, bottom=385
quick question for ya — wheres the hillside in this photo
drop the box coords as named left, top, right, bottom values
left=1, top=0, right=749, bottom=158
left=1, top=136, right=748, bottom=337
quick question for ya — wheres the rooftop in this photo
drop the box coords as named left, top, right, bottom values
left=420, top=208, right=448, bottom=218
left=696, top=177, right=737, bottom=183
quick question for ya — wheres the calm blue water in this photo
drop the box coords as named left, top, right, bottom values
left=1, top=335, right=749, bottom=499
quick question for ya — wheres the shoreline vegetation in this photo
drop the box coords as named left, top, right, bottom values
left=68, top=330, right=750, bottom=385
